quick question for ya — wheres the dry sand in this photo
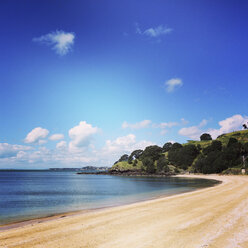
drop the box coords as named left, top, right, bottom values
left=1, top=175, right=248, bottom=248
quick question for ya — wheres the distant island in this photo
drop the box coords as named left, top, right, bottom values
left=50, top=166, right=109, bottom=172
left=78, top=129, right=248, bottom=176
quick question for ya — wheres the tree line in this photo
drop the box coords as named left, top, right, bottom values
left=115, top=132, right=248, bottom=174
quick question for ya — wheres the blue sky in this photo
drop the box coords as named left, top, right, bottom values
left=0, top=0, right=248, bottom=168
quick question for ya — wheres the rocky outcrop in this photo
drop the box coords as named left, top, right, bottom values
left=77, top=168, right=175, bottom=177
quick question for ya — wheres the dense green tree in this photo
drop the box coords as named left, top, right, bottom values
left=195, top=151, right=229, bottom=174
left=194, top=154, right=206, bottom=173
left=223, top=140, right=242, bottom=167
left=119, top=154, right=129, bottom=162
left=242, top=142, right=248, bottom=155
left=217, top=134, right=225, bottom=139
left=227, top=137, right=238, bottom=147
left=128, top=149, right=143, bottom=164
left=133, top=159, right=138, bottom=167
left=132, top=149, right=143, bottom=159
left=168, top=144, right=199, bottom=170
left=128, top=157, right=132, bottom=164
left=157, top=157, right=169, bottom=173
left=203, top=140, right=222, bottom=155
left=212, top=153, right=229, bottom=173
left=162, top=142, right=173, bottom=153
left=142, top=157, right=155, bottom=173
left=168, top=143, right=183, bottom=166
left=170, top=142, right=183, bottom=151
left=197, top=144, right=202, bottom=151
left=200, top=133, right=212, bottom=141
left=140, top=145, right=162, bottom=162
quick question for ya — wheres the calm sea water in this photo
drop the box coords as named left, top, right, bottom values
left=0, top=171, right=218, bottom=225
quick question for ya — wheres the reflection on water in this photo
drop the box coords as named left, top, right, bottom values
left=0, top=171, right=219, bottom=225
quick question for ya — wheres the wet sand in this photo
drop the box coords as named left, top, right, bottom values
left=1, top=175, right=248, bottom=248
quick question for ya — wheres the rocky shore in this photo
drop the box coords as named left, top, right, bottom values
left=77, top=169, right=175, bottom=177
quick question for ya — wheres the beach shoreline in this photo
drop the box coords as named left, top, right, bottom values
left=1, top=175, right=248, bottom=248
left=0, top=174, right=220, bottom=231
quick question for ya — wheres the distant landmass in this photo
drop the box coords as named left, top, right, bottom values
left=49, top=166, right=109, bottom=172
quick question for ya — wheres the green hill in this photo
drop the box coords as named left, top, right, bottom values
left=187, top=129, right=248, bottom=148
left=111, top=129, right=248, bottom=175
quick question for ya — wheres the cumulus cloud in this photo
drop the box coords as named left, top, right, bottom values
left=153, top=120, right=187, bottom=135
left=56, top=140, right=67, bottom=149
left=24, top=127, right=49, bottom=144
left=122, top=120, right=185, bottom=130
left=38, top=140, right=47, bottom=145
left=122, top=119, right=187, bottom=135
left=101, top=133, right=153, bottom=166
left=68, top=121, right=99, bottom=150
left=165, top=78, right=183, bottom=93
left=157, top=122, right=178, bottom=128
left=33, top=30, right=75, bottom=55
left=102, top=134, right=154, bottom=157
left=199, top=119, right=208, bottom=127
left=136, top=23, right=172, bottom=38
left=179, top=115, right=248, bottom=140
left=208, top=115, right=248, bottom=139
left=179, top=119, right=208, bottom=140
left=179, top=126, right=202, bottom=140
left=122, top=120, right=151, bottom=129
left=0, top=143, right=31, bottom=158
left=144, top=25, right=173, bottom=37
left=49, top=134, right=64, bottom=141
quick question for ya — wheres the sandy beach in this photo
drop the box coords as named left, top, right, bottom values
left=1, top=175, right=248, bottom=248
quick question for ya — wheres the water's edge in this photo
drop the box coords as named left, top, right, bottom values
left=0, top=175, right=221, bottom=231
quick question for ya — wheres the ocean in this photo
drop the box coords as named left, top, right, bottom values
left=0, top=171, right=218, bottom=225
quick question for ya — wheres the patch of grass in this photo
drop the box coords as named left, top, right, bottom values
left=185, top=140, right=212, bottom=149
left=111, top=160, right=143, bottom=171
left=216, top=130, right=248, bottom=145
left=185, top=130, right=248, bottom=149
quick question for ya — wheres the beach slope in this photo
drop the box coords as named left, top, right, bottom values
left=1, top=175, right=248, bottom=248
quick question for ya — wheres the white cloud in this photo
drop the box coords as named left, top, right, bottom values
left=153, top=120, right=186, bottom=135
left=179, top=115, right=248, bottom=140
left=56, top=140, right=67, bottom=149
left=38, top=140, right=47, bottom=145
left=122, top=119, right=187, bottom=135
left=179, top=126, right=202, bottom=140
left=122, top=120, right=151, bottom=129
left=178, top=119, right=208, bottom=140
left=0, top=143, right=31, bottom=158
left=136, top=23, right=172, bottom=38
left=33, top=30, right=75, bottom=56
left=155, top=122, right=177, bottom=136
left=99, top=134, right=154, bottom=166
left=199, top=119, right=208, bottom=127
left=208, top=114, right=248, bottom=139
left=122, top=120, right=185, bottom=130
left=49, top=134, right=64, bottom=141
left=165, top=78, right=183, bottom=93
left=143, top=25, right=173, bottom=37
left=68, top=121, right=99, bottom=150
left=158, top=122, right=178, bottom=128
left=102, top=134, right=154, bottom=157
left=24, top=127, right=49, bottom=144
